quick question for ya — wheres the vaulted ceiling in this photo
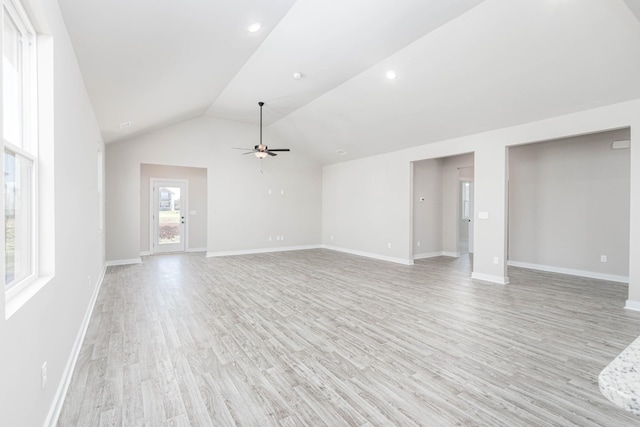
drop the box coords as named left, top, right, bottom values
left=59, top=0, right=640, bottom=164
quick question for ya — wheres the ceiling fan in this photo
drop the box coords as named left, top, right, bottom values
left=235, top=102, right=290, bottom=158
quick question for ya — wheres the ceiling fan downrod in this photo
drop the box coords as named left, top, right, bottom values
left=259, top=101, right=264, bottom=149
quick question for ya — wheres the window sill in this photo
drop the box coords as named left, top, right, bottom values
left=5, top=275, right=54, bottom=319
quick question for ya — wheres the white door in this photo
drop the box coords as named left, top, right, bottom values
left=152, top=180, right=187, bottom=253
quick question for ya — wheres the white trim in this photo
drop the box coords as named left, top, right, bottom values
left=45, top=265, right=107, bottom=427
left=625, top=300, right=640, bottom=311
left=413, top=251, right=461, bottom=260
left=413, top=251, right=444, bottom=260
left=186, top=247, right=207, bottom=253
left=105, top=258, right=142, bottom=266
left=471, top=272, right=510, bottom=284
left=207, top=245, right=322, bottom=258
left=139, top=249, right=206, bottom=258
left=5, top=275, right=53, bottom=319
left=322, top=245, right=414, bottom=266
left=507, top=260, right=629, bottom=284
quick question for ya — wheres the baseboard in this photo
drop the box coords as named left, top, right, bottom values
left=141, top=248, right=206, bottom=256
left=471, top=272, right=510, bottom=284
left=206, top=245, right=321, bottom=258
left=507, top=260, right=629, bottom=284
left=105, top=258, right=142, bottom=266
left=323, top=245, right=413, bottom=266
left=625, top=300, right=640, bottom=311
left=413, top=251, right=444, bottom=260
left=45, top=264, right=107, bottom=427
left=186, top=247, right=207, bottom=253
left=413, top=251, right=460, bottom=260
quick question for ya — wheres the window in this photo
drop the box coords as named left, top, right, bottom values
left=3, top=0, right=37, bottom=292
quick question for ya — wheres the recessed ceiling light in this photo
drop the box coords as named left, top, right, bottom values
left=336, top=149, right=347, bottom=156
left=293, top=72, right=303, bottom=80
left=118, top=121, right=131, bottom=128
left=247, top=23, right=261, bottom=33
left=386, top=70, right=397, bottom=80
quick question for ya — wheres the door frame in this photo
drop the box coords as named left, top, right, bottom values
left=458, top=176, right=475, bottom=255
left=149, top=177, right=189, bottom=254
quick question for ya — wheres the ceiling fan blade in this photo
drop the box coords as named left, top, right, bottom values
left=267, top=148, right=290, bottom=152
left=242, top=151, right=257, bottom=155
left=232, top=147, right=252, bottom=150
left=267, top=151, right=277, bottom=156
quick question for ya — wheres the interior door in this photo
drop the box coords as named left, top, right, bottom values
left=152, top=180, right=187, bottom=253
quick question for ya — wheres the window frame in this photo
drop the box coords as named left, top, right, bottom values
left=3, top=0, right=39, bottom=298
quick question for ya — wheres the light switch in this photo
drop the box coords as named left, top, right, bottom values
left=478, top=211, right=489, bottom=219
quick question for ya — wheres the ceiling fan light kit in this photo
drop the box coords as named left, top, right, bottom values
left=234, top=102, right=291, bottom=159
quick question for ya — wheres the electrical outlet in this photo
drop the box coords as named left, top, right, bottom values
left=493, top=257, right=499, bottom=265
left=41, top=362, right=47, bottom=390
left=268, top=236, right=272, bottom=242
left=601, top=255, right=608, bottom=263
left=387, top=243, right=392, bottom=249
left=330, top=235, right=334, bottom=241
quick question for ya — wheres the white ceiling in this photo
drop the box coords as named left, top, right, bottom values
left=59, top=0, right=640, bottom=164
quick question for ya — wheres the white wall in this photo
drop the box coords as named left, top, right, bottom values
left=322, top=99, right=640, bottom=302
left=140, top=164, right=208, bottom=253
left=322, top=151, right=413, bottom=264
left=0, top=0, right=105, bottom=425
left=508, top=128, right=630, bottom=280
left=106, top=116, right=322, bottom=262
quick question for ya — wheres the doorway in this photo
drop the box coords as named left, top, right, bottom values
left=411, top=154, right=474, bottom=260
left=151, top=179, right=188, bottom=253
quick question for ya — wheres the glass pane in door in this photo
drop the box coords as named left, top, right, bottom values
left=158, top=186, right=181, bottom=245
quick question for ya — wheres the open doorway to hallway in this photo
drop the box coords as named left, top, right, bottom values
left=412, top=153, right=474, bottom=261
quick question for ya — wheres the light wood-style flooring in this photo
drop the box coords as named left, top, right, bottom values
left=58, top=249, right=640, bottom=426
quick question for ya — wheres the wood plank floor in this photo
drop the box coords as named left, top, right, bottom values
left=58, top=249, right=640, bottom=426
